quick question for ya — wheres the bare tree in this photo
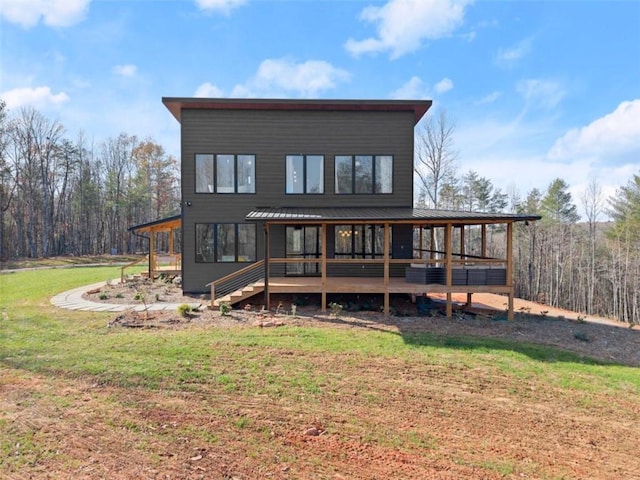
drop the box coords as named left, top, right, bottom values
left=414, top=109, right=457, bottom=209
left=581, top=178, right=604, bottom=314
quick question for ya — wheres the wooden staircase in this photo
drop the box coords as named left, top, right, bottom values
left=208, top=260, right=266, bottom=309
left=212, top=281, right=265, bottom=307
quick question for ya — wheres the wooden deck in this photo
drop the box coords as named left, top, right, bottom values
left=265, top=276, right=511, bottom=295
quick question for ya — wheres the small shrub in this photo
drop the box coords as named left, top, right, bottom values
left=99, top=293, right=109, bottom=300
left=177, top=304, right=192, bottom=317
left=574, top=331, right=591, bottom=343
left=154, top=293, right=160, bottom=301
left=329, top=302, right=343, bottom=317
left=134, top=292, right=143, bottom=301
left=219, top=302, right=231, bottom=316
left=115, top=293, right=124, bottom=299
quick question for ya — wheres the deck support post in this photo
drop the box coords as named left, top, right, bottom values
left=507, top=221, right=514, bottom=320
left=264, top=223, right=270, bottom=310
left=149, top=230, right=156, bottom=279
left=481, top=224, right=487, bottom=258
left=430, top=228, right=436, bottom=260
left=321, top=223, right=327, bottom=312
left=383, top=223, right=390, bottom=315
left=445, top=223, right=453, bottom=318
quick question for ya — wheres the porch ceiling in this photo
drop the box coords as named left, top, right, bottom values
left=245, top=207, right=540, bottom=225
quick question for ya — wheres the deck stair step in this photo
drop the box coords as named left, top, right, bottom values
left=213, top=281, right=265, bottom=308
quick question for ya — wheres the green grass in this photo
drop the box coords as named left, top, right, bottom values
left=1, top=267, right=638, bottom=399
left=1, top=266, right=639, bottom=478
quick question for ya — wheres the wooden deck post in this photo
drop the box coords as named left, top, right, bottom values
left=445, top=223, right=453, bottom=318
left=321, top=223, right=327, bottom=312
left=481, top=224, right=487, bottom=258
left=507, top=221, right=514, bottom=320
left=149, top=230, right=156, bottom=279
left=430, top=227, right=436, bottom=260
left=383, top=223, right=390, bottom=315
left=264, top=223, right=270, bottom=310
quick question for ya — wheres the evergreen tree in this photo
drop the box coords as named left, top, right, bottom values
left=541, top=178, right=579, bottom=224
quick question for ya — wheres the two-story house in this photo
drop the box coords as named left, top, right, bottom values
left=131, top=97, right=539, bottom=319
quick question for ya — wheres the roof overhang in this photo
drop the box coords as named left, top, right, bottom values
left=245, top=207, right=541, bottom=225
left=128, top=214, right=181, bottom=233
left=162, top=97, right=432, bottom=126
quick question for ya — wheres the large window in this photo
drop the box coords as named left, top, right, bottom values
left=334, top=224, right=389, bottom=259
left=195, top=154, right=255, bottom=193
left=195, top=154, right=214, bottom=193
left=286, top=155, right=324, bottom=194
left=195, top=223, right=256, bottom=263
left=335, top=155, right=393, bottom=194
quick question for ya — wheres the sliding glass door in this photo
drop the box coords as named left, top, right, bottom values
left=285, top=225, right=321, bottom=276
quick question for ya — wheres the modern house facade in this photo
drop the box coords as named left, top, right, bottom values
left=139, top=97, right=539, bottom=318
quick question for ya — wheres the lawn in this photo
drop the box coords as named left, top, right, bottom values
left=1, top=267, right=639, bottom=479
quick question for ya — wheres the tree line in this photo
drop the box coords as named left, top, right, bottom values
left=1, top=101, right=637, bottom=324
left=0, top=101, right=180, bottom=261
left=416, top=110, right=640, bottom=325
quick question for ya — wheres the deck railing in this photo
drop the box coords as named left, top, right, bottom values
left=120, top=255, right=149, bottom=283
left=208, top=259, right=265, bottom=307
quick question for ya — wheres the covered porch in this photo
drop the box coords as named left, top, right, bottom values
left=125, top=214, right=182, bottom=281
left=212, top=207, right=539, bottom=320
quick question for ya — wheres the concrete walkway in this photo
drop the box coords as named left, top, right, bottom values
left=50, top=281, right=202, bottom=313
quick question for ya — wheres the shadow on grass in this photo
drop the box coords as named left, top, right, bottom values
left=295, top=294, right=638, bottom=368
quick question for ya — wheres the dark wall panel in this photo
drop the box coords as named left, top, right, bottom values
left=180, top=108, right=416, bottom=292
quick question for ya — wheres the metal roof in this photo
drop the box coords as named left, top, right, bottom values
left=128, top=214, right=181, bottom=232
left=162, top=97, right=432, bottom=125
left=245, top=207, right=541, bottom=224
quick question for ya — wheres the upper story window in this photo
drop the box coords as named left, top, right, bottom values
left=335, top=155, right=393, bottom=194
left=286, top=155, right=324, bottom=194
left=195, top=154, right=255, bottom=194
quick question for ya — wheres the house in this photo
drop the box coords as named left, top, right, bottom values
left=130, top=97, right=539, bottom=319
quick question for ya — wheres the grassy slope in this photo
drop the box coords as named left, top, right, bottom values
left=1, top=267, right=639, bottom=479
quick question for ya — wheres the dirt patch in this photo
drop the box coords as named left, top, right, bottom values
left=84, top=277, right=202, bottom=305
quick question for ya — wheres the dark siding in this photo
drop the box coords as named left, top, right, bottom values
left=181, top=108, right=416, bottom=292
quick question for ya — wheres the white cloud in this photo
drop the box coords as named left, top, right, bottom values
left=112, top=64, right=137, bottom=77
left=230, top=58, right=350, bottom=98
left=390, top=76, right=452, bottom=99
left=345, top=0, right=473, bottom=59
left=454, top=100, right=640, bottom=215
left=516, top=78, right=565, bottom=110
left=474, top=91, right=501, bottom=105
left=548, top=99, right=640, bottom=165
left=434, top=77, right=453, bottom=94
left=495, top=37, right=533, bottom=66
left=194, top=82, right=224, bottom=97
left=195, top=0, right=247, bottom=15
left=390, top=76, right=428, bottom=99
left=1, top=86, right=69, bottom=109
left=0, top=0, right=90, bottom=28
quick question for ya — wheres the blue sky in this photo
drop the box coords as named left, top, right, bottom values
left=2, top=0, right=639, bottom=212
